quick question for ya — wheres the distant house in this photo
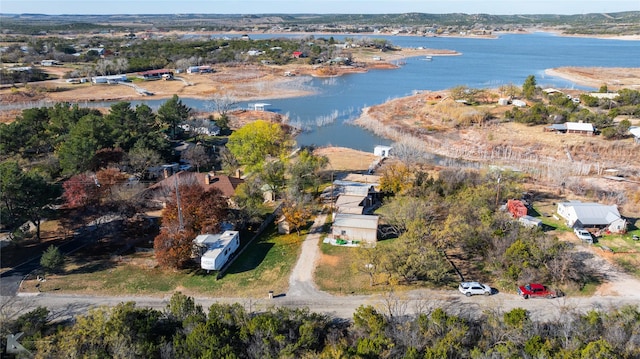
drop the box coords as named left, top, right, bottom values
left=138, top=69, right=173, bottom=80
left=6, top=66, right=32, bottom=73
left=40, top=60, right=60, bottom=66
left=87, top=47, right=105, bottom=56
left=186, top=65, right=213, bottom=74
left=194, top=230, right=240, bottom=271
left=332, top=213, right=379, bottom=245
left=543, top=88, right=564, bottom=95
left=292, top=51, right=304, bottom=58
left=557, top=201, right=627, bottom=233
left=91, top=74, right=127, bottom=84
left=566, top=122, right=595, bottom=135
left=179, top=123, right=220, bottom=136
left=545, top=122, right=595, bottom=136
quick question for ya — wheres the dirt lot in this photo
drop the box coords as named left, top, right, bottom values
left=546, top=67, right=640, bottom=91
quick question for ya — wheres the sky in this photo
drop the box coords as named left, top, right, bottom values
left=1, top=0, right=639, bottom=16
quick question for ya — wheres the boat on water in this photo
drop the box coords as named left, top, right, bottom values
left=424, top=56, right=433, bottom=61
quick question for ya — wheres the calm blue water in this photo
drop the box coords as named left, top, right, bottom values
left=101, top=33, right=640, bottom=152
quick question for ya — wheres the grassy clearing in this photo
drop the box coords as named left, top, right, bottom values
left=24, top=224, right=305, bottom=298
left=315, top=238, right=403, bottom=295
left=596, top=232, right=640, bottom=277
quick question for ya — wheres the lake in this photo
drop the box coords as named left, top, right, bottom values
left=103, top=33, right=640, bottom=153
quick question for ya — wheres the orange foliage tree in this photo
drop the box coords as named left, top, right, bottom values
left=154, top=182, right=228, bottom=269
left=281, top=200, right=311, bottom=236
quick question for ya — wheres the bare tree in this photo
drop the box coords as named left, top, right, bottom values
left=114, top=58, right=129, bottom=74
left=181, top=145, right=210, bottom=172
left=209, top=94, right=240, bottom=118
left=95, top=59, right=114, bottom=76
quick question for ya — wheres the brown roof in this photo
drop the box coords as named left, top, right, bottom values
left=147, top=171, right=244, bottom=199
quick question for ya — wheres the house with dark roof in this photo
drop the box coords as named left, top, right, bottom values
left=137, top=69, right=173, bottom=80
left=140, top=171, right=244, bottom=209
left=557, top=201, right=627, bottom=233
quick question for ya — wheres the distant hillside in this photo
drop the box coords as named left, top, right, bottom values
left=0, top=12, right=638, bottom=36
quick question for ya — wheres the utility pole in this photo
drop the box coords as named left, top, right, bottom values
left=495, top=176, right=501, bottom=208
left=174, top=174, right=184, bottom=231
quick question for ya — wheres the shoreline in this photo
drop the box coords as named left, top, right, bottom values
left=1, top=31, right=638, bottom=109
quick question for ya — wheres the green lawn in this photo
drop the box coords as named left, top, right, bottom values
left=595, top=231, right=640, bottom=276
left=32, top=224, right=306, bottom=298
left=315, top=237, right=401, bottom=295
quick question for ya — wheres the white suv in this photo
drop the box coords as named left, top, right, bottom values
left=574, top=228, right=593, bottom=243
left=458, top=282, right=492, bottom=297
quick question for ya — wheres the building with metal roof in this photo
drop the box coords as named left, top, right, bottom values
left=557, top=201, right=627, bottom=233
left=331, top=213, right=379, bottom=245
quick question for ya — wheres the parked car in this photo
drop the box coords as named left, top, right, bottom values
left=574, top=228, right=593, bottom=243
left=517, top=283, right=558, bottom=299
left=458, top=281, right=492, bottom=297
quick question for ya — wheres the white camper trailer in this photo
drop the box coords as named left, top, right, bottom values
left=194, top=231, right=240, bottom=271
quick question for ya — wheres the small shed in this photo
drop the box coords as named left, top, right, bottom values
left=331, top=213, right=379, bottom=245
left=374, top=145, right=392, bottom=158
left=518, top=215, right=542, bottom=228
left=507, top=199, right=528, bottom=218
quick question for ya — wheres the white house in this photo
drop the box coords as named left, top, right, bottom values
left=91, top=74, right=127, bottom=84
left=565, top=122, right=595, bottom=135
left=331, top=213, right=379, bottom=245
left=194, top=231, right=240, bottom=271
left=557, top=201, right=627, bottom=233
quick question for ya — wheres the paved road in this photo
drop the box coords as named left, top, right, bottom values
left=3, top=215, right=640, bottom=322
left=0, top=234, right=92, bottom=296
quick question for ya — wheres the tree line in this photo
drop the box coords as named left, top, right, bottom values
left=2, top=292, right=638, bottom=358
left=1, top=35, right=362, bottom=78
left=0, top=96, right=192, bottom=240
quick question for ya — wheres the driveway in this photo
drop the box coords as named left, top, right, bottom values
left=287, top=213, right=332, bottom=299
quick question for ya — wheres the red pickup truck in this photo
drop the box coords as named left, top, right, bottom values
left=517, top=283, right=558, bottom=299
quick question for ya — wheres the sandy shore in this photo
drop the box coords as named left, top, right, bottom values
left=544, top=67, right=640, bottom=90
